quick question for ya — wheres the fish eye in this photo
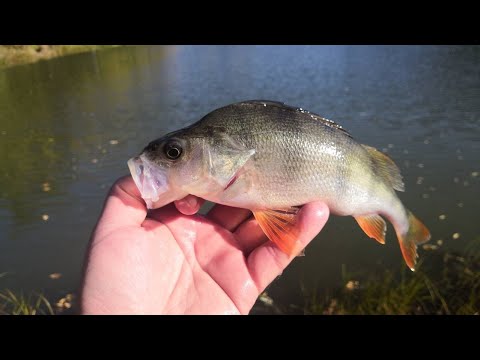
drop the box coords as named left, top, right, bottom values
left=164, top=141, right=183, bottom=160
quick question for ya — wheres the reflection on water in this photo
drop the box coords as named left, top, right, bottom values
left=0, top=45, right=479, bottom=311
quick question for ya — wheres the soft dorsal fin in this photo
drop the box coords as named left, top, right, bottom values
left=361, top=144, right=405, bottom=192
left=237, top=100, right=352, bottom=138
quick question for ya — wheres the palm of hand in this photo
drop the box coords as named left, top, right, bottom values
left=81, top=177, right=329, bottom=315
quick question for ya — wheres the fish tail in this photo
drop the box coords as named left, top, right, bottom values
left=393, top=210, right=431, bottom=271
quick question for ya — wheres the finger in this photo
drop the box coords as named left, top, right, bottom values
left=234, top=219, right=269, bottom=254
left=147, top=202, right=180, bottom=221
left=174, top=195, right=205, bottom=215
left=91, top=176, right=148, bottom=242
left=247, top=202, right=329, bottom=293
left=206, top=205, right=252, bottom=231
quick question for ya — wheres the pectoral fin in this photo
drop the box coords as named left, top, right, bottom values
left=253, top=207, right=302, bottom=256
left=354, top=214, right=387, bottom=244
left=203, top=135, right=255, bottom=189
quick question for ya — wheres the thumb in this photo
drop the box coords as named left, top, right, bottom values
left=247, top=201, right=330, bottom=293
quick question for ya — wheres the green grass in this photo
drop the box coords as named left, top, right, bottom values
left=2, top=241, right=480, bottom=315
left=304, top=268, right=450, bottom=315
left=256, top=242, right=480, bottom=315
left=0, top=289, right=54, bottom=315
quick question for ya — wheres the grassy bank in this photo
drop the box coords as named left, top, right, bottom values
left=257, top=241, right=480, bottom=315
left=2, top=242, right=479, bottom=315
left=0, top=45, right=120, bottom=69
left=0, top=289, right=74, bottom=315
left=0, top=289, right=54, bottom=315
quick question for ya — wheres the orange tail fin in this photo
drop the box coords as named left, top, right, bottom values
left=394, top=210, right=431, bottom=271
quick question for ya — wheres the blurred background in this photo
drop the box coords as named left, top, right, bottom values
left=0, top=45, right=479, bottom=314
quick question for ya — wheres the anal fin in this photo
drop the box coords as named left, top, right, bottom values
left=354, top=214, right=387, bottom=244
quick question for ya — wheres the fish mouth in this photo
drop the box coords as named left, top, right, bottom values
left=127, top=155, right=178, bottom=209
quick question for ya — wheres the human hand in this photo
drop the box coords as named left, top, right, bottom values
left=80, top=176, right=329, bottom=314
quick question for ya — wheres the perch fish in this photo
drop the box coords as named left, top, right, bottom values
left=128, top=100, right=431, bottom=270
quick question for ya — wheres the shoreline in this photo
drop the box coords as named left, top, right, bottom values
left=0, top=45, right=120, bottom=69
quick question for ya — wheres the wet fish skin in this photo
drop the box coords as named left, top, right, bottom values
left=146, top=101, right=397, bottom=213
left=129, top=100, right=430, bottom=270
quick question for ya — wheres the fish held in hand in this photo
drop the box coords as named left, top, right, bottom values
left=128, top=100, right=430, bottom=270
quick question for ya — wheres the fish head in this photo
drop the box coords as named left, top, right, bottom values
left=128, top=129, right=204, bottom=209
left=128, top=127, right=255, bottom=209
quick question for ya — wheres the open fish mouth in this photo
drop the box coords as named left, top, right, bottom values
left=127, top=155, right=175, bottom=209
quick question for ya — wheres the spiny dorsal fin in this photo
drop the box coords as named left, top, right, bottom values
left=305, top=112, right=352, bottom=138
left=237, top=100, right=352, bottom=138
left=362, top=144, right=405, bottom=192
left=240, top=100, right=287, bottom=107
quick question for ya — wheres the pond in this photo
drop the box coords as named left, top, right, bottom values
left=0, top=45, right=479, bottom=313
